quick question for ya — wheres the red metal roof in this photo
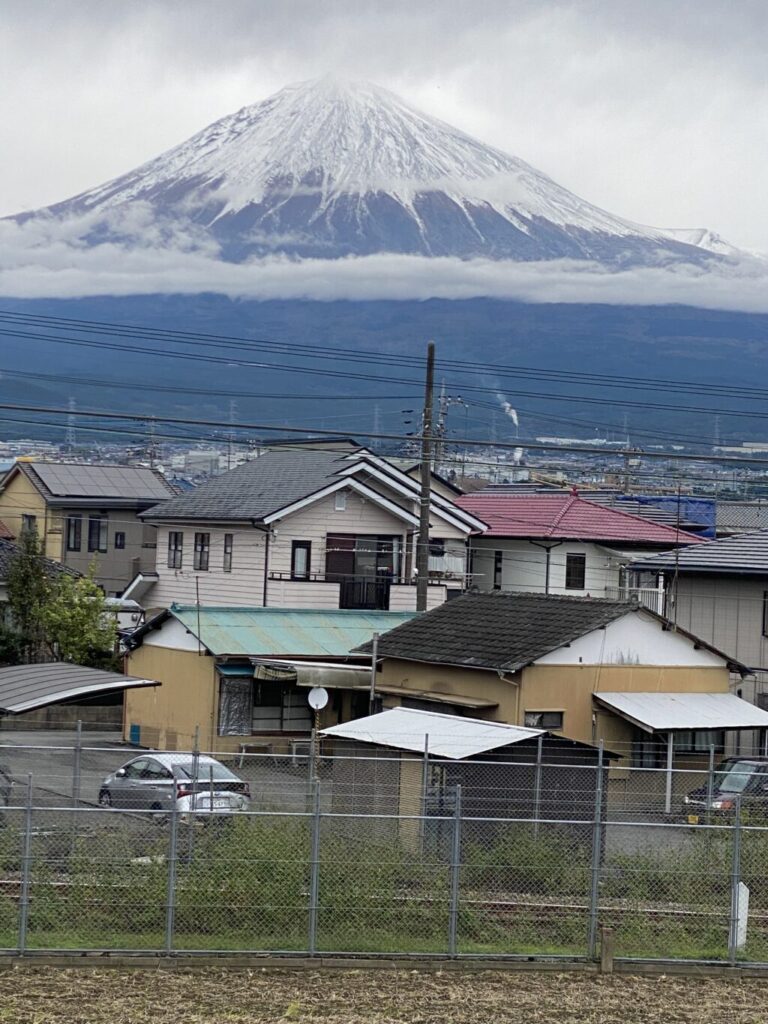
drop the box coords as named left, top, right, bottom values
left=455, top=493, right=704, bottom=544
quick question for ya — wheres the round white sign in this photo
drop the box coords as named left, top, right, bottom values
left=308, top=686, right=329, bottom=711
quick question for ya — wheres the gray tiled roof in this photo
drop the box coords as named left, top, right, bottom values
left=24, top=463, right=174, bottom=502
left=0, top=538, right=78, bottom=581
left=143, top=447, right=359, bottom=521
left=356, top=591, right=633, bottom=672
left=631, top=530, right=768, bottom=575
left=716, top=502, right=768, bottom=533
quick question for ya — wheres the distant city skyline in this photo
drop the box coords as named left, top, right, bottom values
left=1, top=0, right=767, bottom=251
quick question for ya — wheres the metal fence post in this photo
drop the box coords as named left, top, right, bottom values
left=308, top=781, right=321, bottom=956
left=420, top=734, right=430, bottom=846
left=72, top=719, right=82, bottom=807
left=728, top=796, right=743, bottom=965
left=587, top=741, right=605, bottom=959
left=17, top=773, right=33, bottom=955
left=164, top=803, right=180, bottom=954
left=533, top=734, right=544, bottom=838
left=706, top=744, right=716, bottom=824
left=448, top=784, right=462, bottom=957
left=187, top=726, right=200, bottom=863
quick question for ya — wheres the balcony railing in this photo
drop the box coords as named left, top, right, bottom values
left=605, top=585, right=666, bottom=615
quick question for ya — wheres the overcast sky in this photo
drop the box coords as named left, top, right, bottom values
left=1, top=0, right=767, bottom=251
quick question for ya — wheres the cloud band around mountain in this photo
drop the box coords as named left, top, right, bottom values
left=1, top=209, right=767, bottom=313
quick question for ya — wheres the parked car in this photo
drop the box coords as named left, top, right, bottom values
left=683, top=757, right=768, bottom=822
left=98, top=753, right=250, bottom=818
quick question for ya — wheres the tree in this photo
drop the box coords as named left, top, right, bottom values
left=42, top=567, right=118, bottom=668
left=6, top=527, right=50, bottom=663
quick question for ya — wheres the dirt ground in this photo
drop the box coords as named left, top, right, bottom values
left=0, top=967, right=766, bottom=1024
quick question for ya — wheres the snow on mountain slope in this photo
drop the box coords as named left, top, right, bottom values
left=13, top=76, right=733, bottom=266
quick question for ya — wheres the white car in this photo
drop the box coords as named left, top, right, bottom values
left=99, top=752, right=250, bottom=818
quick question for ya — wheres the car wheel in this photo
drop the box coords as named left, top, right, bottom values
left=98, top=790, right=113, bottom=807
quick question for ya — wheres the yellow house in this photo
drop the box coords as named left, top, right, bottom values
left=0, top=461, right=174, bottom=595
left=357, top=592, right=763, bottom=770
left=123, top=605, right=418, bottom=752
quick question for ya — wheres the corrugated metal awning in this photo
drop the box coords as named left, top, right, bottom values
left=321, top=707, right=543, bottom=759
left=0, top=663, right=159, bottom=715
left=593, top=691, right=768, bottom=734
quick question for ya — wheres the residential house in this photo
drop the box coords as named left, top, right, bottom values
left=128, top=441, right=484, bottom=613
left=455, top=492, right=702, bottom=608
left=630, top=531, right=768, bottom=713
left=123, top=604, right=418, bottom=752
left=354, top=592, right=761, bottom=778
left=0, top=462, right=175, bottom=595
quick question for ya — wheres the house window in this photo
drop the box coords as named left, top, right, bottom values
left=114, top=532, right=125, bottom=550
left=429, top=538, right=445, bottom=558
left=291, top=540, right=311, bottom=580
left=193, top=532, right=210, bottom=571
left=66, top=515, right=82, bottom=552
left=252, top=681, right=312, bottom=733
left=493, top=550, right=503, bottom=590
left=21, top=514, right=36, bottom=533
left=167, top=531, right=183, bottom=569
left=565, top=552, right=586, bottom=590
left=334, top=491, right=347, bottom=511
left=673, top=730, right=725, bottom=753
left=87, top=515, right=107, bottom=553
left=223, top=533, right=234, bottom=572
left=524, top=711, right=564, bottom=730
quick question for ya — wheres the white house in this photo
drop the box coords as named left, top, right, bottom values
left=125, top=440, right=485, bottom=613
left=456, top=492, right=703, bottom=609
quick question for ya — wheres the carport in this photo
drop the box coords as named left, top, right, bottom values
left=593, top=691, right=768, bottom=812
left=0, top=663, right=159, bottom=716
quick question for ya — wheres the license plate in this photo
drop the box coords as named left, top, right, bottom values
left=212, top=799, right=231, bottom=809
left=687, top=814, right=700, bottom=825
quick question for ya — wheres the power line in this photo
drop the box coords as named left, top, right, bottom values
left=2, top=308, right=767, bottom=401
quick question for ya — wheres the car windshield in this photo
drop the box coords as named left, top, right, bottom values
left=715, top=761, right=758, bottom=794
left=172, top=761, right=238, bottom=782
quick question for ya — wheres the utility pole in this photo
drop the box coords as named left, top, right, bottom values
left=416, top=342, right=435, bottom=612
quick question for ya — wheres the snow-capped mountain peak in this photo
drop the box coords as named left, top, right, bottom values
left=15, top=76, right=733, bottom=265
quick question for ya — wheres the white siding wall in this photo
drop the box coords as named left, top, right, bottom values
left=672, top=575, right=768, bottom=672
left=150, top=525, right=267, bottom=608
left=470, top=538, right=622, bottom=596
left=535, top=612, right=727, bottom=667
left=388, top=584, right=448, bottom=612
left=268, top=488, right=411, bottom=577
left=146, top=486, right=468, bottom=611
left=267, top=578, right=342, bottom=608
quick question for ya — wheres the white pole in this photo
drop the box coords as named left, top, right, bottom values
left=665, top=731, right=674, bottom=814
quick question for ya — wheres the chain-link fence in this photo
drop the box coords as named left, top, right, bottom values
left=0, top=732, right=766, bottom=961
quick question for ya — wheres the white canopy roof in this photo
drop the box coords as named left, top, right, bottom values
left=321, top=707, right=543, bottom=759
left=593, top=691, right=768, bottom=734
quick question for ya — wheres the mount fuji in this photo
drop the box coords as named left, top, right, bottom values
left=11, top=76, right=735, bottom=267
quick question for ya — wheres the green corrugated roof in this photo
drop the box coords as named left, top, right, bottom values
left=170, top=605, right=419, bottom=657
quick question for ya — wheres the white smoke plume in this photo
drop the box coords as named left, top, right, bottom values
left=496, top=393, right=519, bottom=427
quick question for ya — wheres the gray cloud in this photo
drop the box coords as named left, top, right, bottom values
left=2, top=212, right=767, bottom=311
left=1, top=0, right=766, bottom=252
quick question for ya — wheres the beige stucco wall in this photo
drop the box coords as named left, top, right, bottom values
left=375, top=657, right=731, bottom=749
left=0, top=470, right=52, bottom=554
left=521, top=663, right=730, bottom=748
left=124, top=644, right=217, bottom=751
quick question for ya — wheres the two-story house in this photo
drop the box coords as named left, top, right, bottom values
left=126, top=441, right=485, bottom=613
left=630, top=531, right=768, bottom=714
left=455, top=492, right=703, bottom=607
left=0, top=461, right=175, bottom=595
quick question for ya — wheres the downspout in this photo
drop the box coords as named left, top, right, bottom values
left=262, top=528, right=270, bottom=607
left=529, top=540, right=563, bottom=595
